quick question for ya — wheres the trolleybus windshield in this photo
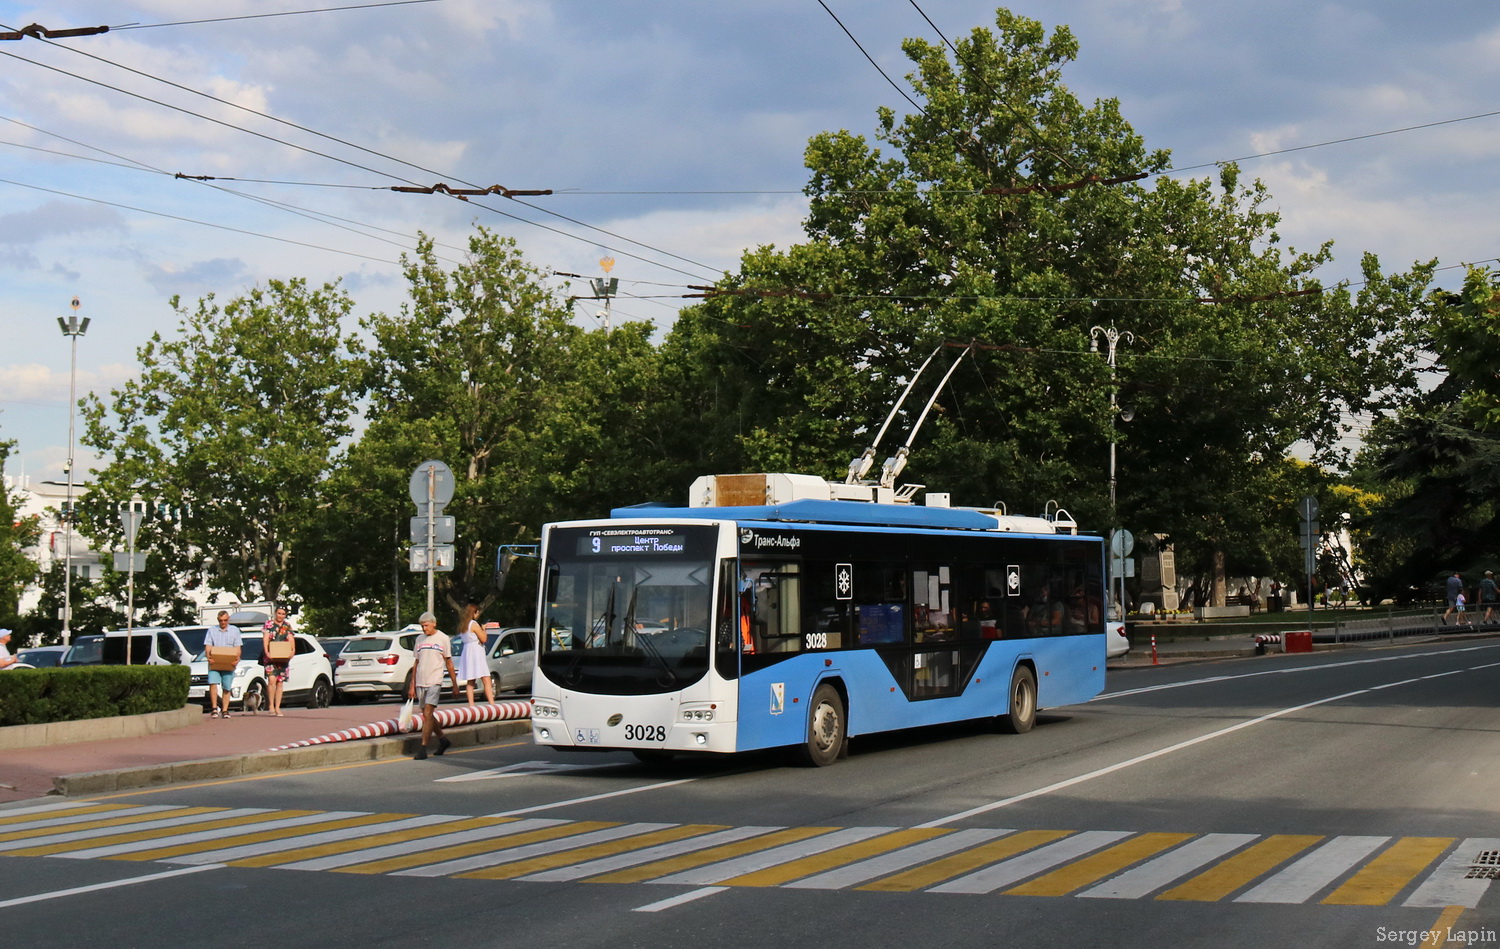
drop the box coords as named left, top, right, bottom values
left=538, top=524, right=718, bottom=695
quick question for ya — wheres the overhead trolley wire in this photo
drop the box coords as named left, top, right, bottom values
left=1, top=23, right=722, bottom=282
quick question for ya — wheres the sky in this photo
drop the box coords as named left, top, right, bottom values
left=2, top=0, right=1499, bottom=486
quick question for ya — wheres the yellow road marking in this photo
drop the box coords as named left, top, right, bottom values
left=1322, top=837, right=1455, bottom=906
left=586, top=827, right=835, bottom=884
left=333, top=821, right=619, bottom=875
left=228, top=816, right=509, bottom=868
left=102, top=812, right=410, bottom=862
left=1157, top=835, right=1322, bottom=902
left=6, top=810, right=321, bottom=857
left=1007, top=833, right=1196, bottom=897
left=1423, top=906, right=1469, bottom=947
left=460, top=824, right=729, bottom=880
left=0, top=804, right=130, bottom=826
left=720, top=828, right=952, bottom=887
left=858, top=830, right=1072, bottom=892
left=0, top=806, right=223, bottom=842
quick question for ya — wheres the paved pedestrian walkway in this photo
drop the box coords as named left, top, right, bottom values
left=0, top=702, right=504, bottom=805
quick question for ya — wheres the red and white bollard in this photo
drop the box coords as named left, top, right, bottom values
left=1150, top=634, right=1158, bottom=665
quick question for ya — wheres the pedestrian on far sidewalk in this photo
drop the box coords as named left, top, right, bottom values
left=0, top=629, right=16, bottom=669
left=261, top=606, right=295, bottom=717
left=409, top=611, right=460, bottom=760
left=1479, top=570, right=1498, bottom=625
left=1442, top=571, right=1463, bottom=625
left=455, top=600, right=494, bottom=706
left=204, top=610, right=242, bottom=718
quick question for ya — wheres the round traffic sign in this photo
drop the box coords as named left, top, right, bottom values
left=409, top=460, right=455, bottom=508
left=1109, top=529, right=1135, bottom=558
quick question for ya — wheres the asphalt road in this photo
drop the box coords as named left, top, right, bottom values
left=3, top=638, right=1497, bottom=948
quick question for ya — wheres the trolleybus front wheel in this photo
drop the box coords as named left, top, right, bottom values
left=798, top=683, right=846, bottom=767
left=998, top=665, right=1037, bottom=734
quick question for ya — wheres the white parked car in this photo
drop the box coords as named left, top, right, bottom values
left=188, top=632, right=335, bottom=710
left=334, top=628, right=420, bottom=702
left=1106, top=621, right=1131, bottom=659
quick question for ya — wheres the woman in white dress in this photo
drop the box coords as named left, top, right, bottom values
left=455, top=600, right=494, bottom=705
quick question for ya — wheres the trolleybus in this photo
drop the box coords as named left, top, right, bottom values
left=530, top=472, right=1107, bottom=765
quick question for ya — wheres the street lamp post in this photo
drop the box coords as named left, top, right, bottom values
left=1090, top=323, right=1132, bottom=619
left=57, top=297, right=90, bottom=647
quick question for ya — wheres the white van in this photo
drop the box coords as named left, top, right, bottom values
left=100, top=626, right=211, bottom=666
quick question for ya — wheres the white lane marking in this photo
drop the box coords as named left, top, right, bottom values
left=784, top=827, right=1014, bottom=890
left=0, top=807, right=274, bottom=854
left=1079, top=833, right=1258, bottom=899
left=1096, top=643, right=1500, bottom=701
left=633, top=886, right=728, bottom=912
left=520, top=826, right=786, bottom=882
left=163, top=814, right=458, bottom=865
left=394, top=822, right=676, bottom=878
left=920, top=659, right=1500, bottom=829
left=1235, top=835, right=1390, bottom=903
left=0, top=804, right=178, bottom=834
left=0, top=863, right=222, bottom=908
left=437, top=760, right=610, bottom=782
left=487, top=778, right=699, bottom=818
left=0, top=800, right=115, bottom=820
left=930, top=831, right=1132, bottom=894
left=1405, top=837, right=1500, bottom=908
left=648, top=826, right=890, bottom=886
left=275, top=818, right=567, bottom=871
left=57, top=811, right=369, bottom=860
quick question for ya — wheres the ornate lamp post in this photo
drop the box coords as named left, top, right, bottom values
left=1090, top=323, right=1132, bottom=618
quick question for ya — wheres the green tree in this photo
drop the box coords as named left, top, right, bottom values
left=0, top=436, right=40, bottom=626
left=295, top=229, right=646, bottom=631
left=82, top=279, right=365, bottom=608
left=1353, top=269, right=1500, bottom=600
left=664, top=8, right=1432, bottom=595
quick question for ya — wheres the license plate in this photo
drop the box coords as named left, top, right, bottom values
left=352, top=659, right=372, bottom=666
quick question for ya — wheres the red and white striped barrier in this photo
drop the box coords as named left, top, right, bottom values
left=267, top=700, right=532, bottom=752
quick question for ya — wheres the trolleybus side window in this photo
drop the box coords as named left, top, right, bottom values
left=715, top=559, right=739, bottom=680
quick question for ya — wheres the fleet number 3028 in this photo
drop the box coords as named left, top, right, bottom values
left=625, top=724, right=666, bottom=742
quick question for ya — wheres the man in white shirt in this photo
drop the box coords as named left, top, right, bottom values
left=408, top=611, right=459, bottom=760
left=0, top=628, right=15, bottom=669
left=204, top=611, right=243, bottom=718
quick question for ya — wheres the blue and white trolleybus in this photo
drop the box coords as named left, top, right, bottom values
left=530, top=472, right=1107, bottom=766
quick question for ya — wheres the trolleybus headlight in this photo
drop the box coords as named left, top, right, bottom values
left=679, top=705, right=715, bottom=722
left=531, top=701, right=560, bottom=718
left=537, top=727, right=552, bottom=741
left=694, top=733, right=708, bottom=745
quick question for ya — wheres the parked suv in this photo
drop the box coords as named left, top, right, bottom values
left=334, top=628, right=419, bottom=702
left=187, top=632, right=334, bottom=710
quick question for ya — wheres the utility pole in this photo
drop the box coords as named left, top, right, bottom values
left=590, top=257, right=617, bottom=331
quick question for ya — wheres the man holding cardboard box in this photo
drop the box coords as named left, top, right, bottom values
left=204, top=610, right=243, bottom=718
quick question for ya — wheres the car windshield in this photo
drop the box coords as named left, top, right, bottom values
left=538, top=525, right=717, bottom=696
left=343, top=638, right=395, bottom=654
left=64, top=636, right=103, bottom=664
left=176, top=628, right=209, bottom=656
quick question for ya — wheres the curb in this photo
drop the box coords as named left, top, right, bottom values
left=0, top=705, right=202, bottom=752
left=53, top=718, right=533, bottom=797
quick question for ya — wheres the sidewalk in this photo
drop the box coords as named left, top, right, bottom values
left=0, top=702, right=529, bottom=806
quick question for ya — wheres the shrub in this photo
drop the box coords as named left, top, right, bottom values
left=0, top=666, right=189, bottom=726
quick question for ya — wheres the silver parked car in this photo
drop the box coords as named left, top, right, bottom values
left=485, top=625, right=535, bottom=694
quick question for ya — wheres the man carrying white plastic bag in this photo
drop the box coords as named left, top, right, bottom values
left=407, top=611, right=460, bottom=760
